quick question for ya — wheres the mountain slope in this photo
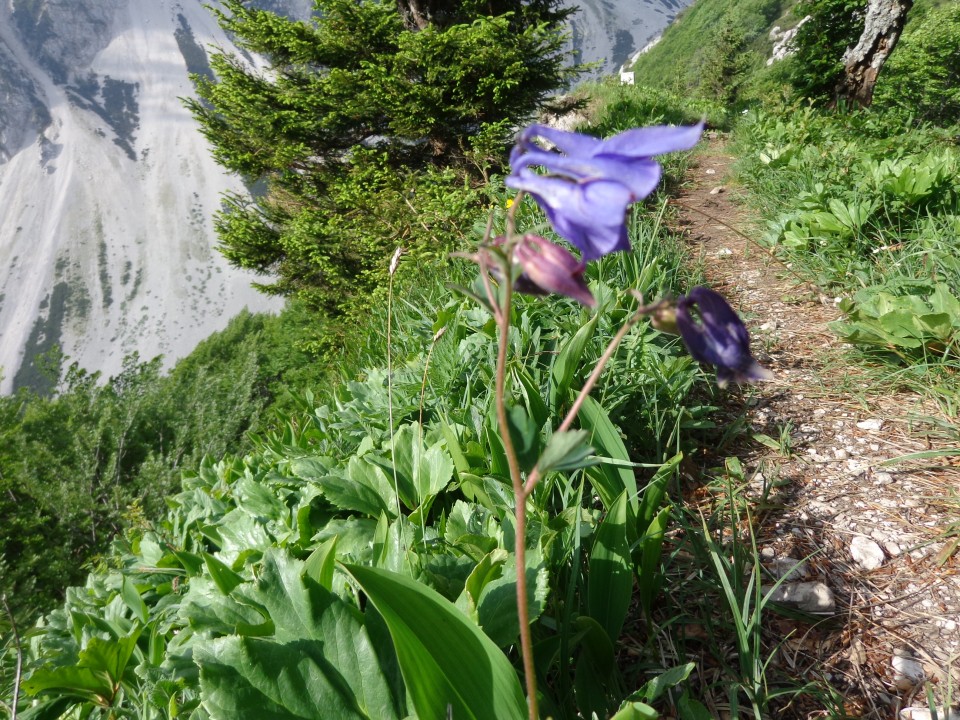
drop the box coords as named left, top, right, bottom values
left=0, top=0, right=690, bottom=394
left=0, top=0, right=309, bottom=393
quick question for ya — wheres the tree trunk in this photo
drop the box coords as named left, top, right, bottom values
left=396, top=0, right=430, bottom=30
left=834, top=0, right=913, bottom=107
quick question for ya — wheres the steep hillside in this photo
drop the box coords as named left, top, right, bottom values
left=0, top=0, right=692, bottom=395
left=0, top=0, right=316, bottom=394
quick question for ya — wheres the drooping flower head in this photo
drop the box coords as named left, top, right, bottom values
left=506, top=122, right=704, bottom=261
left=512, top=234, right=595, bottom=307
left=675, top=286, right=773, bottom=388
left=485, top=234, right=595, bottom=307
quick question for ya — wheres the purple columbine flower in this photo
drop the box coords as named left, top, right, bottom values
left=675, top=286, right=773, bottom=388
left=511, top=234, right=595, bottom=307
left=506, top=122, right=704, bottom=261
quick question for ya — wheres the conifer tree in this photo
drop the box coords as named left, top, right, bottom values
left=186, top=0, right=577, bottom=311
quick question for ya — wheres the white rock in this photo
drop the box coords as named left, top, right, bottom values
left=704, top=168, right=716, bottom=175
left=716, top=247, right=734, bottom=257
left=764, top=581, right=835, bottom=613
left=856, top=418, right=884, bottom=431
left=900, top=709, right=960, bottom=720
left=850, top=536, right=885, bottom=570
left=891, top=652, right=924, bottom=690
left=765, top=557, right=809, bottom=581
left=709, top=185, right=725, bottom=194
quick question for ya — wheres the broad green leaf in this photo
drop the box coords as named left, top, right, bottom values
left=610, top=702, right=659, bottom=720
left=476, top=550, right=549, bottom=647
left=385, top=423, right=453, bottom=510
left=537, top=429, right=599, bottom=474
left=203, top=553, right=245, bottom=596
left=234, top=475, right=287, bottom=523
left=461, top=548, right=509, bottom=617
left=342, top=563, right=526, bottom=720
left=317, top=468, right=393, bottom=518
left=579, top=396, right=638, bottom=512
left=573, top=616, right=615, bottom=720
left=196, top=550, right=400, bottom=720
left=24, top=629, right=142, bottom=702
left=505, top=403, right=540, bottom=473
left=303, top=535, right=338, bottom=591
left=121, top=575, right=148, bottom=624
left=678, top=692, right=713, bottom=720
left=197, top=637, right=377, bottom=720
left=550, top=312, right=599, bottom=411
left=588, top=490, right=632, bottom=642
left=630, top=662, right=695, bottom=702
left=638, top=506, right=671, bottom=618
left=180, top=577, right=272, bottom=636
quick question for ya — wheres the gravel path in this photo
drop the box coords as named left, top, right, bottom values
left=674, top=137, right=960, bottom=718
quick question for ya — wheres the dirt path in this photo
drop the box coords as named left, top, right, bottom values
left=674, top=138, right=960, bottom=718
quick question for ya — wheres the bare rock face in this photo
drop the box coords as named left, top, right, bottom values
left=0, top=0, right=298, bottom=393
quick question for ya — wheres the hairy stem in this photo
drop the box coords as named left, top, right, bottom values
left=493, top=280, right=539, bottom=719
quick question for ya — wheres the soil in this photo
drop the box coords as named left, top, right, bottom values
left=672, top=136, right=960, bottom=718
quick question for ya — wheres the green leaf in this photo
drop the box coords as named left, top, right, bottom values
left=303, top=535, right=339, bottom=591
left=678, top=692, right=713, bottom=720
left=476, top=550, right=549, bottom=647
left=386, top=423, right=453, bottom=511
left=319, top=466, right=394, bottom=518
left=630, top=662, right=696, bottom=702
left=637, top=453, right=680, bottom=533
left=550, top=312, right=599, bottom=411
left=588, top=490, right=632, bottom=642
left=579, top=396, right=638, bottom=512
left=572, top=615, right=615, bottom=719
left=505, top=403, right=540, bottom=473
left=537, top=429, right=598, bottom=474
left=514, top=367, right=549, bottom=430
left=121, top=575, right=148, bottom=623
left=196, top=550, right=401, bottom=720
left=462, top=548, right=508, bottom=617
left=638, top=505, right=671, bottom=618
left=342, top=563, right=526, bottom=720
left=24, top=629, right=142, bottom=703
left=610, top=702, right=659, bottom=720
left=203, top=553, right=246, bottom=596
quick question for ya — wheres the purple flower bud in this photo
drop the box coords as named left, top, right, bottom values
left=506, top=122, right=704, bottom=261
left=512, top=235, right=595, bottom=307
left=675, top=286, right=773, bottom=388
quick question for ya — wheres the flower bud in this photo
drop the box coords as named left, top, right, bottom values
left=512, top=235, right=595, bottom=307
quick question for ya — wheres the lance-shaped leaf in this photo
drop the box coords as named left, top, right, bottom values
left=342, top=563, right=526, bottom=720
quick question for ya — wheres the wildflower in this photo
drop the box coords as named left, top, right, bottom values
left=511, top=235, right=595, bottom=307
left=675, top=286, right=773, bottom=388
left=506, top=122, right=704, bottom=261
